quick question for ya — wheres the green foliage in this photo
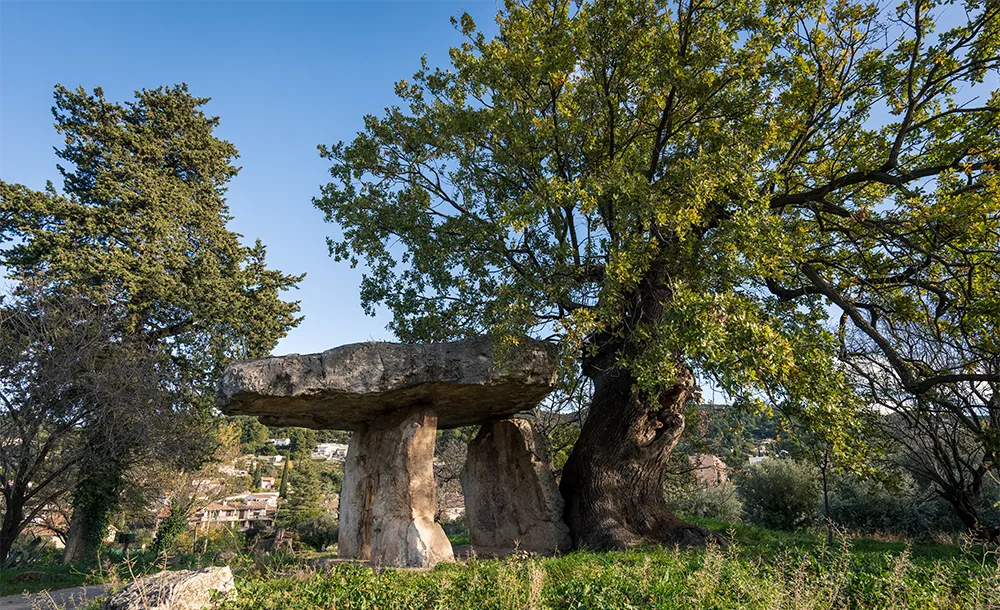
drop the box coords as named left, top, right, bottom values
left=152, top=498, right=195, bottom=557
left=311, top=460, right=344, bottom=501
left=442, top=520, right=470, bottom=546
left=679, top=403, right=782, bottom=465
left=277, top=461, right=323, bottom=529
left=739, top=459, right=821, bottom=531
left=278, top=459, right=289, bottom=499
left=69, top=467, right=128, bottom=564
left=315, top=0, right=999, bottom=464
left=0, top=84, right=303, bottom=410
left=828, top=472, right=1000, bottom=540
left=287, top=428, right=317, bottom=461
left=667, top=481, right=744, bottom=523
left=235, top=417, right=270, bottom=454
left=295, top=513, right=338, bottom=551
left=1, top=84, right=303, bottom=560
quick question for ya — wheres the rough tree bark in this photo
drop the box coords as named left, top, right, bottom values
left=0, top=494, right=25, bottom=563
left=559, top=256, right=719, bottom=550
left=61, top=508, right=90, bottom=564
left=559, top=350, right=710, bottom=549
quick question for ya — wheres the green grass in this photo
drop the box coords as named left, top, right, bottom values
left=4, top=525, right=998, bottom=608
left=215, top=527, right=999, bottom=610
left=0, top=564, right=92, bottom=596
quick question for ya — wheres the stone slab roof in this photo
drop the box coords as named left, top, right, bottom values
left=216, top=336, right=558, bottom=430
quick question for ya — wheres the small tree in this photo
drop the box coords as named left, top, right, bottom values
left=277, top=461, right=323, bottom=529
left=278, top=459, right=290, bottom=499
left=0, top=287, right=183, bottom=563
left=151, top=497, right=197, bottom=557
left=287, top=428, right=317, bottom=462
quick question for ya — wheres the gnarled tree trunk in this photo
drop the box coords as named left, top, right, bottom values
left=62, top=464, right=125, bottom=564
left=559, top=356, right=708, bottom=549
left=0, top=493, right=25, bottom=564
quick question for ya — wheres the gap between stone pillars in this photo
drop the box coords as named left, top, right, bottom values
left=337, top=406, right=455, bottom=568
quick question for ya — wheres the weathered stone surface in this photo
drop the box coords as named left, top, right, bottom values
left=103, top=566, right=234, bottom=610
left=338, top=407, right=454, bottom=568
left=338, top=425, right=374, bottom=561
left=461, top=419, right=571, bottom=555
left=216, top=337, right=557, bottom=429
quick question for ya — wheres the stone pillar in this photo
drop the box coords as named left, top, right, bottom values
left=461, top=418, right=572, bottom=555
left=337, top=426, right=373, bottom=560
left=337, top=407, right=455, bottom=568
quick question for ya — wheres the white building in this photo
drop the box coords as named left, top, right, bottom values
left=312, top=442, right=348, bottom=461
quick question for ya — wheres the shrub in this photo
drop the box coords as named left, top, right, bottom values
left=827, top=472, right=1000, bottom=540
left=668, top=482, right=743, bottom=522
left=827, top=473, right=960, bottom=539
left=738, top=458, right=819, bottom=530
left=151, top=499, right=193, bottom=556
left=296, top=513, right=338, bottom=551
left=441, top=519, right=470, bottom=545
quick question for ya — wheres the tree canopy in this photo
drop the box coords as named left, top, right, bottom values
left=1, top=84, right=303, bottom=405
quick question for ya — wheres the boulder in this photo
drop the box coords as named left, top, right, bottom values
left=216, top=337, right=557, bottom=429
left=461, top=419, right=571, bottom=555
left=339, top=407, right=454, bottom=568
left=103, top=566, right=234, bottom=610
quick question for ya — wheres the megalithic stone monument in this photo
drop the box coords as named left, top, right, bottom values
left=216, top=336, right=567, bottom=568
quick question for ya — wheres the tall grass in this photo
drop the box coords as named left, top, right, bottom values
left=216, top=534, right=1000, bottom=610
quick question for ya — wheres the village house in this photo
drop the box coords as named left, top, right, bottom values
left=312, top=442, right=348, bottom=461
left=190, top=499, right=276, bottom=531
left=259, top=476, right=276, bottom=491
left=688, top=453, right=729, bottom=486
left=245, top=491, right=280, bottom=505
left=219, top=464, right=249, bottom=477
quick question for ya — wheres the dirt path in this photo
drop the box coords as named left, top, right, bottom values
left=0, top=585, right=107, bottom=610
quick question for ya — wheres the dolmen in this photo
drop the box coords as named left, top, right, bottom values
left=216, top=336, right=572, bottom=568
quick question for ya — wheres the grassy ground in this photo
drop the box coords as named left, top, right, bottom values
left=3, top=523, right=998, bottom=608
left=0, top=564, right=92, bottom=596
left=218, top=524, right=998, bottom=610
left=0, top=551, right=227, bottom=597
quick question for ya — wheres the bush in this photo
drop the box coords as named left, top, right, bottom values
left=668, top=482, right=743, bottom=522
left=441, top=519, right=470, bottom=545
left=738, top=458, right=819, bottom=530
left=827, top=473, right=959, bottom=539
left=827, top=472, right=1000, bottom=540
left=296, top=513, right=338, bottom=551
left=151, top=499, right=193, bottom=556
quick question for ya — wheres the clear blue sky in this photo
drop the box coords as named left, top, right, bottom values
left=0, top=1, right=500, bottom=356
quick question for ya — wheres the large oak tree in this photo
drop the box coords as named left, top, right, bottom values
left=316, top=0, right=998, bottom=548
